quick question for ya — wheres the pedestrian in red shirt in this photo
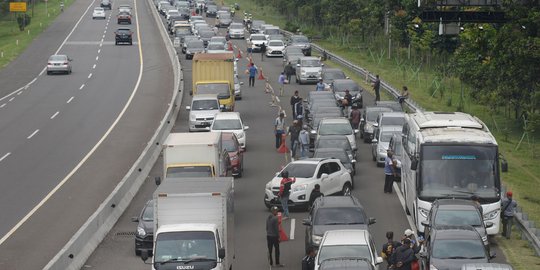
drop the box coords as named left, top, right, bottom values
left=278, top=171, right=295, bottom=219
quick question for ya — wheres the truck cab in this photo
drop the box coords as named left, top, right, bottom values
left=192, top=53, right=236, bottom=111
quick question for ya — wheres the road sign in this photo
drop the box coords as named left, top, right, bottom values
left=10, top=2, right=27, bottom=12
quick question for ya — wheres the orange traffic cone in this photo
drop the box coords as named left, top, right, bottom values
left=227, top=41, right=233, bottom=51
left=258, top=68, right=266, bottom=80
left=277, top=134, right=288, bottom=153
left=277, top=212, right=289, bottom=242
left=246, top=57, right=253, bottom=67
left=236, top=49, right=242, bottom=59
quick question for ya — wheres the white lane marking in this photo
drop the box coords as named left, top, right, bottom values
left=92, top=64, right=96, bottom=69
left=0, top=104, right=6, bottom=108
left=0, top=0, right=97, bottom=103
left=17, top=91, right=22, bottom=95
left=103, top=30, right=106, bottom=34
left=29, top=77, right=37, bottom=85
left=8, top=97, right=14, bottom=102
left=24, top=85, right=29, bottom=90
left=80, top=84, right=85, bottom=90
left=88, top=73, right=92, bottom=79
left=290, top=218, right=296, bottom=240
left=50, top=111, right=59, bottom=119
left=102, top=34, right=105, bottom=39
left=0, top=0, right=144, bottom=246
left=96, top=56, right=99, bottom=61
left=98, top=49, right=101, bottom=54
left=27, top=129, right=39, bottom=139
left=99, top=43, right=103, bottom=47
left=394, top=182, right=418, bottom=233
left=66, top=97, right=74, bottom=104
left=0, top=152, right=11, bottom=162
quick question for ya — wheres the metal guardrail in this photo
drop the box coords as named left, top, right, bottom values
left=43, top=0, right=184, bottom=268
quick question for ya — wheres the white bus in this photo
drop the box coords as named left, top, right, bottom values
left=400, top=112, right=507, bottom=235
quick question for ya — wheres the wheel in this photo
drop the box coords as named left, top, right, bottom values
left=341, top=183, right=352, bottom=196
left=135, top=248, right=141, bottom=256
left=129, top=41, right=133, bottom=45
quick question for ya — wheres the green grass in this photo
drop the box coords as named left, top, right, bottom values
left=0, top=0, right=73, bottom=69
left=228, top=0, right=540, bottom=267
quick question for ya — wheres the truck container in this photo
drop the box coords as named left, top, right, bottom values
left=163, top=132, right=231, bottom=178
left=192, top=53, right=235, bottom=111
left=142, top=178, right=235, bottom=270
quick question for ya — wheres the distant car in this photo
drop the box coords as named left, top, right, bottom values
left=132, top=199, right=154, bottom=256
left=288, top=34, right=312, bottom=56
left=267, top=34, right=285, bottom=42
left=117, top=11, right=132, bottom=24
left=114, top=28, right=133, bottom=45
left=206, top=42, right=227, bottom=53
left=316, top=117, right=358, bottom=151
left=266, top=40, right=285, bottom=57
left=371, top=125, right=402, bottom=166
left=295, top=57, right=323, bottom=84
left=360, top=106, right=392, bottom=142
left=322, top=68, right=347, bottom=89
left=118, top=4, right=132, bottom=15
left=181, top=35, right=198, bottom=54
left=217, top=13, right=232, bottom=27
left=315, top=230, right=383, bottom=270
left=221, top=132, right=244, bottom=177
left=209, top=36, right=227, bottom=47
left=185, top=40, right=205, bottom=59
left=47, top=54, right=72, bottom=75
left=100, top=0, right=112, bottom=10
left=314, top=135, right=355, bottom=160
left=210, top=112, right=249, bottom=149
left=249, top=34, right=266, bottom=52
left=303, top=196, right=375, bottom=250
left=198, top=30, right=216, bottom=47
left=92, top=7, right=106, bottom=19
left=313, top=148, right=356, bottom=178
left=228, top=22, right=245, bottom=39
left=206, top=5, right=218, bottom=17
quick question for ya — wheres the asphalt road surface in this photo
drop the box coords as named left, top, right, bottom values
left=0, top=0, right=173, bottom=268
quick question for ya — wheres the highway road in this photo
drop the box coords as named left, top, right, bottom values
left=84, top=8, right=508, bottom=270
left=0, top=0, right=173, bottom=268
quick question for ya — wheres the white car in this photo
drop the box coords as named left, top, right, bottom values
left=371, top=125, right=402, bottom=166
left=264, top=158, right=353, bottom=210
left=234, top=77, right=243, bottom=100
left=92, top=7, right=106, bottom=19
left=315, top=230, right=383, bottom=270
left=249, top=34, right=266, bottom=52
left=186, top=94, right=222, bottom=132
left=316, top=117, right=359, bottom=151
left=210, top=112, right=249, bottom=149
left=265, top=40, right=285, bottom=57
left=206, top=42, right=227, bottom=54
left=228, top=23, right=245, bottom=39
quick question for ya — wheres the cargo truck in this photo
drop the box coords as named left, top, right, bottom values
left=141, top=178, right=235, bottom=270
left=163, top=132, right=231, bottom=178
left=192, top=53, right=236, bottom=111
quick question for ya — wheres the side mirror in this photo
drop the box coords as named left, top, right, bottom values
left=155, top=176, right=161, bottom=186
left=320, top=173, right=328, bottom=179
left=310, top=130, right=316, bottom=135
left=302, top=219, right=312, bottom=226
left=296, top=64, right=300, bottom=67
left=368, top=217, right=376, bottom=225
left=354, top=129, right=359, bottom=134
left=218, top=248, right=226, bottom=259
left=421, top=221, right=430, bottom=228
left=186, top=106, right=191, bottom=110
left=411, top=158, right=418, bottom=171
left=375, top=257, right=383, bottom=264
left=141, top=250, right=149, bottom=262
left=321, top=63, right=324, bottom=67
left=373, top=123, right=379, bottom=127
left=485, top=222, right=494, bottom=228
left=371, top=138, right=378, bottom=143
left=351, top=159, right=357, bottom=163
left=131, top=216, right=139, bottom=222
left=244, top=126, right=249, bottom=130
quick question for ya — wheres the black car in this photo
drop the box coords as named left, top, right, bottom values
left=313, top=147, right=356, bottom=178
left=303, top=196, right=375, bottom=251
left=206, top=5, right=218, bottom=17
left=288, top=34, right=312, bottom=56
left=132, top=200, right=154, bottom=256
left=100, top=0, right=112, bottom=10
left=420, top=225, right=495, bottom=270
left=319, top=258, right=375, bottom=270
left=314, top=135, right=355, bottom=162
left=115, top=28, right=133, bottom=45
left=331, top=79, right=363, bottom=108
left=322, top=68, right=347, bottom=86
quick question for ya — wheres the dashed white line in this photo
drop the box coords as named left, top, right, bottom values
left=92, top=64, right=96, bottom=69
left=99, top=43, right=103, bottom=47
left=98, top=49, right=101, bottom=54
left=17, top=91, right=22, bottom=95
left=27, top=129, right=39, bottom=139
left=80, top=84, right=85, bottom=90
left=8, top=97, right=14, bottom=102
left=50, top=111, right=59, bottom=119
left=102, top=34, right=105, bottom=39
left=0, top=152, right=11, bottom=162
left=103, top=30, right=107, bottom=34
left=96, top=56, right=99, bottom=61
left=0, top=103, right=6, bottom=108
left=290, top=218, right=296, bottom=240
left=88, top=73, right=92, bottom=79
left=66, top=96, right=74, bottom=104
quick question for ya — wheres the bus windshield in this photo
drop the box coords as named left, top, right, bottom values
left=419, top=145, right=499, bottom=201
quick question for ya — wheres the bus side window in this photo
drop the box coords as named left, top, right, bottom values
left=402, top=124, right=409, bottom=152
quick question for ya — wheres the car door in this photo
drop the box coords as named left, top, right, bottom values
left=326, top=161, right=342, bottom=195
left=316, top=163, right=332, bottom=194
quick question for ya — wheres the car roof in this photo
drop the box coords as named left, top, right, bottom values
left=289, top=157, right=335, bottom=164
left=314, top=148, right=348, bottom=156
left=317, top=135, right=349, bottom=141
left=117, top=27, right=132, bottom=31
left=365, top=106, right=392, bottom=112
left=214, top=112, right=241, bottom=120
left=300, top=56, right=321, bottom=61
left=320, top=117, right=350, bottom=124
left=332, top=79, right=358, bottom=84
left=268, top=39, right=284, bottom=44
left=324, top=68, right=344, bottom=73
left=380, top=126, right=403, bottom=132
left=322, top=230, right=369, bottom=246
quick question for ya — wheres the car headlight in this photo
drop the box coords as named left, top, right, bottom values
left=237, top=132, right=245, bottom=139
left=301, top=70, right=307, bottom=75
left=312, top=234, right=322, bottom=245
left=137, top=226, right=146, bottom=237
left=419, top=207, right=430, bottom=218
left=292, top=184, right=307, bottom=192
left=189, top=114, right=196, bottom=121
left=483, top=209, right=498, bottom=220
left=266, top=182, right=272, bottom=190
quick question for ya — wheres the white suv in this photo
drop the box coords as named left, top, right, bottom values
left=264, top=158, right=353, bottom=210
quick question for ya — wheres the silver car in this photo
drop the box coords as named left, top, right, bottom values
left=371, top=125, right=402, bottom=166
left=47, top=54, right=72, bottom=75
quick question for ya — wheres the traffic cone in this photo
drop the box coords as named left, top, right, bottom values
left=277, top=212, right=289, bottom=242
left=277, top=134, right=289, bottom=153
left=247, top=57, right=253, bottom=67
left=258, top=68, right=266, bottom=80
left=227, top=41, right=233, bottom=51
left=236, top=49, right=242, bottom=59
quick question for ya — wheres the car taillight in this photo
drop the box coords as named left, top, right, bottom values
left=63, top=62, right=69, bottom=65
left=48, top=62, right=52, bottom=65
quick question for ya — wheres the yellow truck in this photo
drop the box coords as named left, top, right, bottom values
left=192, top=53, right=236, bottom=111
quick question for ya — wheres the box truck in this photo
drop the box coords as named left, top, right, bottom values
left=163, top=132, right=231, bottom=178
left=141, top=178, right=234, bottom=270
left=192, top=53, right=236, bottom=111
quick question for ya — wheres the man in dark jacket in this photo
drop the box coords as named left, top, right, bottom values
left=260, top=43, right=266, bottom=61
left=381, top=231, right=401, bottom=268
left=302, top=247, right=316, bottom=270
left=390, top=238, right=415, bottom=270
left=284, top=61, right=294, bottom=82
left=308, top=184, right=323, bottom=208
left=266, top=206, right=283, bottom=267
left=290, top=90, right=302, bottom=118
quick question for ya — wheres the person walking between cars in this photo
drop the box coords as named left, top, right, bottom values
left=372, top=74, right=381, bottom=102
left=501, top=191, right=517, bottom=239
left=278, top=72, right=286, bottom=96
left=302, top=246, right=316, bottom=270
left=389, top=238, right=415, bottom=270
left=315, top=79, right=325, bottom=91
left=248, top=63, right=257, bottom=87
left=288, top=120, right=301, bottom=159
left=266, top=206, right=283, bottom=267
left=308, top=184, right=323, bottom=209
left=260, top=42, right=267, bottom=61
left=350, top=104, right=361, bottom=129
left=299, top=125, right=310, bottom=158
left=381, top=231, right=401, bottom=269
left=290, top=91, right=302, bottom=118
left=342, top=89, right=353, bottom=118
left=384, top=150, right=397, bottom=193
left=274, top=112, right=286, bottom=149
left=284, top=61, right=294, bottom=82
left=278, top=171, right=295, bottom=219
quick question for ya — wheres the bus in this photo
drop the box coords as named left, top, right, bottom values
left=400, top=112, right=507, bottom=235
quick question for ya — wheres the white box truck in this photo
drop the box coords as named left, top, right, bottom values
left=141, top=178, right=235, bottom=270
left=163, top=132, right=231, bottom=178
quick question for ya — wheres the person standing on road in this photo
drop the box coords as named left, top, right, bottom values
left=342, top=89, right=353, bottom=118
left=302, top=247, right=316, bottom=270
left=381, top=231, right=401, bottom=269
left=278, top=72, right=286, bottom=96
left=501, top=191, right=517, bottom=239
left=248, top=63, right=257, bottom=87
left=350, top=104, right=361, bottom=129
left=278, top=171, right=295, bottom=219
left=274, top=112, right=286, bottom=149
left=266, top=206, right=283, bottom=267
left=260, top=42, right=267, bottom=61
left=290, top=91, right=302, bottom=118
left=308, top=184, right=323, bottom=209
left=315, top=79, right=325, bottom=91
left=284, top=61, right=294, bottom=82
left=299, top=125, right=310, bottom=158
left=288, top=120, right=301, bottom=159
left=389, top=238, right=415, bottom=270
left=372, top=74, right=381, bottom=102
left=384, top=150, right=397, bottom=193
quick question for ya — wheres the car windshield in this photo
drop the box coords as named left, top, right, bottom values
left=319, top=123, right=353, bottom=136
left=49, top=55, right=67, bottom=61
left=381, top=116, right=405, bottom=126
left=142, top=202, right=154, bottom=221
left=314, top=150, right=349, bottom=163
left=269, top=41, right=283, bottom=46
left=222, top=138, right=238, bottom=152
left=314, top=207, right=366, bottom=225
left=200, top=31, right=215, bottom=38
left=191, top=100, right=219, bottom=110
left=166, top=166, right=213, bottom=177
left=187, top=41, right=204, bottom=48
left=380, top=131, right=400, bottom=142
left=265, top=29, right=280, bottom=35
left=292, top=36, right=309, bottom=43
left=207, top=43, right=224, bottom=50
left=230, top=24, right=243, bottom=29
left=366, top=109, right=391, bottom=121
left=251, top=35, right=266, bottom=40
left=302, top=60, right=321, bottom=67
left=94, top=7, right=104, bottom=11
left=117, top=29, right=131, bottom=34
left=213, top=119, right=242, bottom=130
left=323, top=71, right=346, bottom=81
left=220, top=13, right=231, bottom=19
left=434, top=209, right=483, bottom=226
left=197, top=84, right=230, bottom=98
left=282, top=163, right=317, bottom=178
left=154, top=231, right=217, bottom=263
left=176, top=28, right=190, bottom=35
left=431, top=239, right=486, bottom=259
left=317, top=138, right=351, bottom=151
left=318, top=245, right=371, bottom=264
left=333, top=81, right=361, bottom=92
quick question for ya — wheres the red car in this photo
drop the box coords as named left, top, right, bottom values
left=221, top=132, right=244, bottom=177
left=117, top=11, right=131, bottom=24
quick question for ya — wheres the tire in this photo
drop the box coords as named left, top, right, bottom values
left=129, top=41, right=133, bottom=45
left=341, top=183, right=352, bottom=196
